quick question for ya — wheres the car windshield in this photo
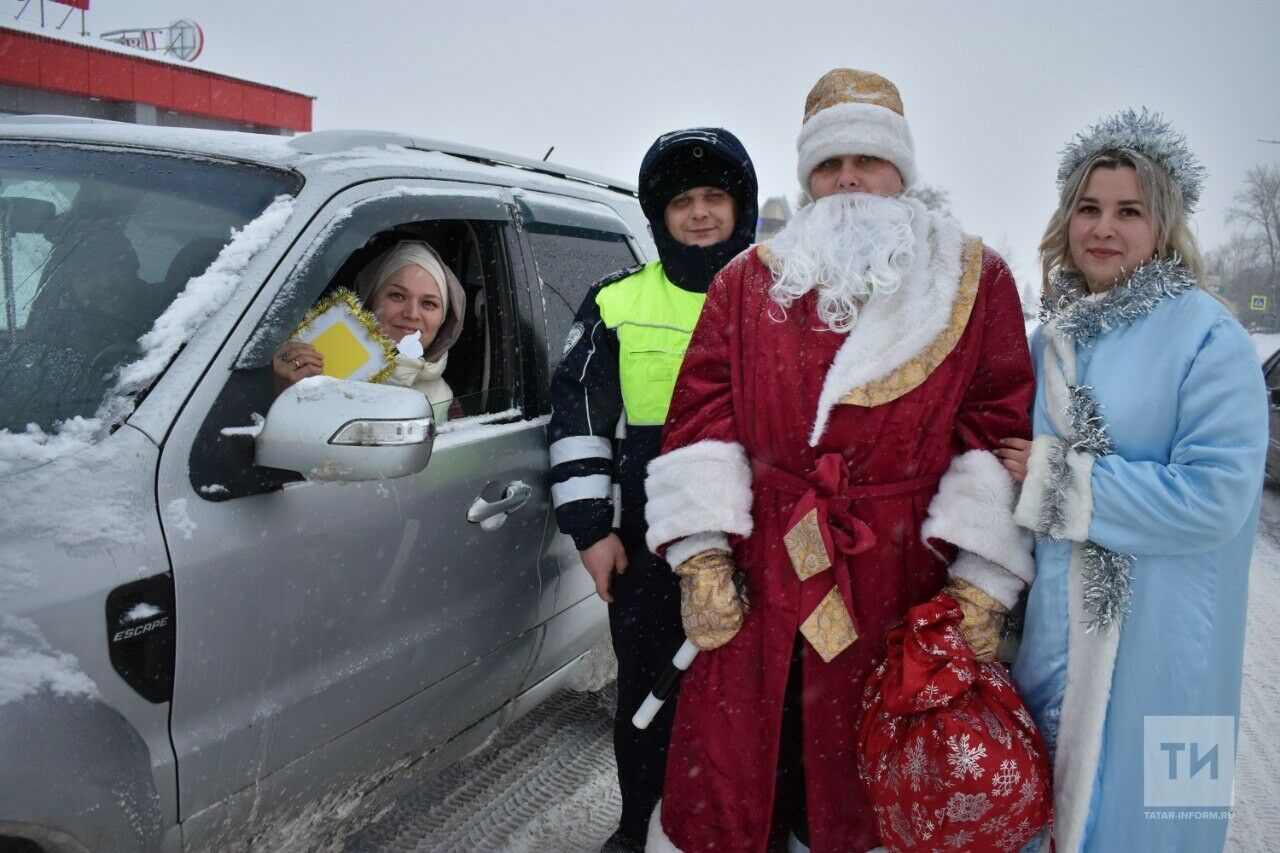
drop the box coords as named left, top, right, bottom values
left=0, top=142, right=299, bottom=438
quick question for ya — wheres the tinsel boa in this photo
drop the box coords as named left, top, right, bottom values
left=1042, top=255, right=1198, bottom=344
left=1037, top=256, right=1197, bottom=631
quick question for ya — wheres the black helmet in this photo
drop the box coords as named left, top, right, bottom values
left=638, top=127, right=758, bottom=292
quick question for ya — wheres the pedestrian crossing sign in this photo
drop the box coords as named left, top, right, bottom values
left=1251, top=295, right=1268, bottom=311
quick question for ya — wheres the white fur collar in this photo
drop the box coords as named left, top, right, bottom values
left=808, top=204, right=965, bottom=445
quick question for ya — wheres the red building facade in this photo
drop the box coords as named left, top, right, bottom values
left=0, top=23, right=312, bottom=135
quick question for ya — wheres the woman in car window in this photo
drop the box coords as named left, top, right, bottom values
left=997, top=110, right=1266, bottom=853
left=273, top=240, right=466, bottom=421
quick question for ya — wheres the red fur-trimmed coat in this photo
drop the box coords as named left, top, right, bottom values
left=643, top=212, right=1035, bottom=853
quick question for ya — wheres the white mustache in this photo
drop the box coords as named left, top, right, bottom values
left=768, top=193, right=919, bottom=333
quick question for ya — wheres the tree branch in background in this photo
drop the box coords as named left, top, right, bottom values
left=1227, top=164, right=1280, bottom=288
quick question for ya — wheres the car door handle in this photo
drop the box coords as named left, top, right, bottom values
left=467, top=481, right=532, bottom=523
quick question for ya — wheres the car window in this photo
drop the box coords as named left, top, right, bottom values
left=193, top=191, right=525, bottom=500
left=264, top=220, right=518, bottom=418
left=0, top=142, right=299, bottom=435
left=525, top=224, right=637, bottom=371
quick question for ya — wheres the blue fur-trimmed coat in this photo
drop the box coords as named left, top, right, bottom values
left=1011, top=277, right=1267, bottom=853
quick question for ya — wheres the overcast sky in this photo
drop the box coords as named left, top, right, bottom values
left=76, top=0, right=1280, bottom=285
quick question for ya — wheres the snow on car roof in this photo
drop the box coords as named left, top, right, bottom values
left=0, top=118, right=638, bottom=198
left=0, top=116, right=304, bottom=167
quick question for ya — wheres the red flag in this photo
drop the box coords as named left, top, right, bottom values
left=50, top=0, right=91, bottom=10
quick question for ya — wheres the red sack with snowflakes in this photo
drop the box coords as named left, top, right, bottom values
left=857, top=593, right=1052, bottom=852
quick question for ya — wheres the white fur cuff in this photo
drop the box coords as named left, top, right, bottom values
left=1013, top=434, right=1094, bottom=542
left=796, top=102, right=919, bottom=192
left=647, top=800, right=684, bottom=852
left=921, top=449, right=1034, bottom=585
left=664, top=532, right=731, bottom=570
left=926, top=445, right=1034, bottom=584
left=949, top=550, right=1025, bottom=609
left=645, top=440, right=754, bottom=555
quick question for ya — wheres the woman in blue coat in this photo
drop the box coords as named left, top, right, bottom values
left=998, top=110, right=1267, bottom=852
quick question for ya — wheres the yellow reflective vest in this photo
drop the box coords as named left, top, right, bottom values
left=594, top=260, right=707, bottom=427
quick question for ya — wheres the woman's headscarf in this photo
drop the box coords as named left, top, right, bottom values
left=356, top=239, right=467, bottom=363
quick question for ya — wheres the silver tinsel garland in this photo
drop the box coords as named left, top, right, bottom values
left=1035, top=258, right=1197, bottom=630
left=1080, top=542, right=1135, bottom=633
left=1036, top=437, right=1072, bottom=541
left=1043, top=256, right=1197, bottom=345
left=1056, top=108, right=1207, bottom=213
left=1033, top=385, right=1133, bottom=630
left=1066, top=385, right=1131, bottom=630
left=1065, top=384, right=1115, bottom=457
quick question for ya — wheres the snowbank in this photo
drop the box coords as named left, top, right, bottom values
left=1251, top=332, right=1280, bottom=364
left=1227, top=506, right=1280, bottom=849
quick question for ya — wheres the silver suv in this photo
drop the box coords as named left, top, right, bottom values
left=0, top=117, right=652, bottom=851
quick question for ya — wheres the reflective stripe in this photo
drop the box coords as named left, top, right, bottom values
left=578, top=319, right=602, bottom=436
left=551, top=474, right=612, bottom=507
left=549, top=435, right=613, bottom=467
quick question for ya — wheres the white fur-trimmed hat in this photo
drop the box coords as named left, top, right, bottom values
left=796, top=68, right=919, bottom=193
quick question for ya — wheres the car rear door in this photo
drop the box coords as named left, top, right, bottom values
left=510, top=189, right=645, bottom=685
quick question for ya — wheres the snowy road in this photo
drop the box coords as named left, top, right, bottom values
left=345, top=491, right=1280, bottom=852
left=1227, top=489, right=1280, bottom=852
left=344, top=688, right=622, bottom=852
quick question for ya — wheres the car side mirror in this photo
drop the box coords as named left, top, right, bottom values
left=255, top=377, right=435, bottom=481
left=0, top=197, right=57, bottom=232
left=1270, top=387, right=1280, bottom=409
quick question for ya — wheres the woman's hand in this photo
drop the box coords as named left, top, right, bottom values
left=273, top=341, right=324, bottom=391
left=996, top=437, right=1033, bottom=483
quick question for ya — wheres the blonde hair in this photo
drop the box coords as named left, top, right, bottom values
left=1039, top=149, right=1204, bottom=295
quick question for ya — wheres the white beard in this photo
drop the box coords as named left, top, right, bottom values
left=768, top=192, right=921, bottom=333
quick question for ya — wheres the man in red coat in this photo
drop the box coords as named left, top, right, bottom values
left=643, top=69, right=1036, bottom=852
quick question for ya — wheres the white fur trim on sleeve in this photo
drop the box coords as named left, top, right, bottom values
left=646, top=799, right=685, bottom=852
left=645, top=440, right=753, bottom=555
left=664, top=532, right=731, bottom=571
left=949, top=550, right=1024, bottom=609
left=1013, top=434, right=1094, bottom=542
left=921, top=448, right=1034, bottom=585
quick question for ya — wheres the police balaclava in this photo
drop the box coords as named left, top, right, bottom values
left=639, top=127, right=758, bottom=293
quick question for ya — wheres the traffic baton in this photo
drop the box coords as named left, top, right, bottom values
left=631, top=639, right=699, bottom=730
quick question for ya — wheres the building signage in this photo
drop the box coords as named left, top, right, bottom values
left=100, top=19, right=203, bottom=62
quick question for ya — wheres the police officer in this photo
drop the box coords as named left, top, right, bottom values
left=548, top=128, right=757, bottom=850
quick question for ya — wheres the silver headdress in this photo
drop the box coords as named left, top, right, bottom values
left=1057, top=108, right=1207, bottom=213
